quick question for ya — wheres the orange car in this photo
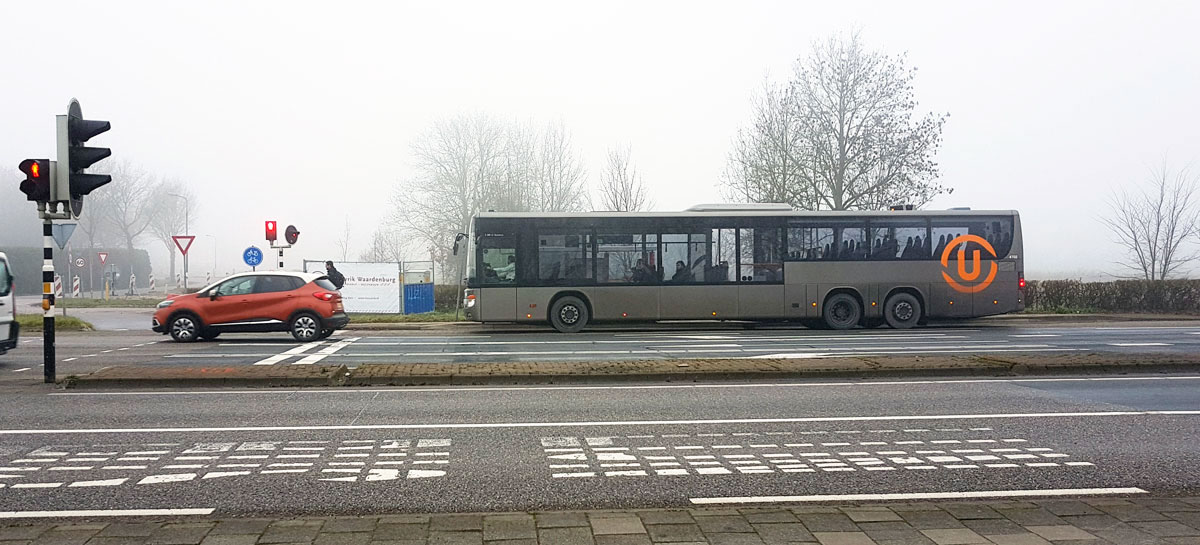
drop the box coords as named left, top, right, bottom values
left=152, top=271, right=348, bottom=342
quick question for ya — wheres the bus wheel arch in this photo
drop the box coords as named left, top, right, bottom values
left=548, top=291, right=591, bottom=333
left=822, top=289, right=863, bottom=330
left=883, top=288, right=924, bottom=329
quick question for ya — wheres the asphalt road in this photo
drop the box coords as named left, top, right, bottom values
left=2, top=320, right=1200, bottom=379
left=0, top=373, right=1197, bottom=516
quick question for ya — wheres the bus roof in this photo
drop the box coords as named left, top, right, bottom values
left=476, top=209, right=1019, bottom=220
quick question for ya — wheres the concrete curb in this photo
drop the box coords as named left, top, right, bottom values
left=339, top=313, right=1200, bottom=332
left=62, top=354, right=1200, bottom=389
left=63, top=365, right=351, bottom=389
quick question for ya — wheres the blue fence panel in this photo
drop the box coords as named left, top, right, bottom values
left=403, top=283, right=435, bottom=314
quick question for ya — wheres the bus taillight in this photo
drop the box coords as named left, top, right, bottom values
left=1018, top=275, right=1026, bottom=289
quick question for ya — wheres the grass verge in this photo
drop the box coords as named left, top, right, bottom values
left=348, top=311, right=462, bottom=323
left=16, top=314, right=94, bottom=331
left=57, top=297, right=163, bottom=309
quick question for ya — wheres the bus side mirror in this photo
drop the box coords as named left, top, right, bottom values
left=453, top=232, right=468, bottom=256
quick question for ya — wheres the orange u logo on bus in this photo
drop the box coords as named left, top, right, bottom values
left=940, top=234, right=997, bottom=294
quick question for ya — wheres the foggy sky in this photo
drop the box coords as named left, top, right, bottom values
left=2, top=0, right=1199, bottom=280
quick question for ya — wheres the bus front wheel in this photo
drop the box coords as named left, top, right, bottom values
left=884, top=292, right=922, bottom=329
left=550, top=296, right=589, bottom=333
left=822, top=293, right=861, bottom=330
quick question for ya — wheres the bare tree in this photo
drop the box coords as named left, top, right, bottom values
left=598, top=145, right=651, bottom=212
left=389, top=114, right=591, bottom=282
left=146, top=180, right=196, bottom=282
left=88, top=160, right=156, bottom=282
left=1102, top=164, right=1200, bottom=280
left=722, top=80, right=809, bottom=208
left=359, top=226, right=409, bottom=263
left=723, top=33, right=949, bottom=210
left=335, top=215, right=352, bottom=261
left=390, top=114, right=507, bottom=283
left=534, top=120, right=590, bottom=212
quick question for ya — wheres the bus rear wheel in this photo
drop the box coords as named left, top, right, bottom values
left=884, top=292, right=922, bottom=329
left=822, top=293, right=861, bottom=330
left=550, top=296, right=589, bottom=333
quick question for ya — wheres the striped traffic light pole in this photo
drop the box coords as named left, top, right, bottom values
left=42, top=219, right=56, bottom=383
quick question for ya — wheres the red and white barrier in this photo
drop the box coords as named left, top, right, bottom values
left=72, top=275, right=81, bottom=298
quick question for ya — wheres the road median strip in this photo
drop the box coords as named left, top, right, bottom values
left=61, top=353, right=1200, bottom=388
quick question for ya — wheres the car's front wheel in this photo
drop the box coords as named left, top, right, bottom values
left=290, top=312, right=322, bottom=342
left=169, top=314, right=201, bottom=343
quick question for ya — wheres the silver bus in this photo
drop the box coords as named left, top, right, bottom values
left=461, top=205, right=1024, bottom=332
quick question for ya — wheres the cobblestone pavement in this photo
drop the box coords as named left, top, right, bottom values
left=4, top=497, right=1200, bottom=545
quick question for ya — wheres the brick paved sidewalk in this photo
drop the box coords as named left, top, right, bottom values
left=5, top=498, right=1200, bottom=545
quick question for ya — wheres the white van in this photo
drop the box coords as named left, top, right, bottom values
left=0, top=252, right=17, bottom=355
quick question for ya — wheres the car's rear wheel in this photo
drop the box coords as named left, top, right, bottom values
left=169, top=314, right=201, bottom=343
left=290, top=312, right=321, bottom=342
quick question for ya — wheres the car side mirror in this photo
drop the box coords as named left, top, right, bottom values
left=208, top=290, right=219, bottom=300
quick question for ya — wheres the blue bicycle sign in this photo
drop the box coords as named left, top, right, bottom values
left=243, top=246, right=264, bottom=267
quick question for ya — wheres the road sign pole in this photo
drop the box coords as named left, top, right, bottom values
left=42, top=219, right=56, bottom=384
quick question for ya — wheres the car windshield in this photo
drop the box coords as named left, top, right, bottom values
left=314, top=277, right=338, bottom=291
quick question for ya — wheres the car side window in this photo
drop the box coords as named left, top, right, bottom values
left=0, top=259, right=11, bottom=296
left=216, top=276, right=256, bottom=296
left=288, top=276, right=306, bottom=290
left=254, top=276, right=293, bottom=294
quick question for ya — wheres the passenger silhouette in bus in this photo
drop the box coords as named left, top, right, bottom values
left=934, top=234, right=947, bottom=258
left=671, top=260, right=694, bottom=283
left=631, top=258, right=656, bottom=284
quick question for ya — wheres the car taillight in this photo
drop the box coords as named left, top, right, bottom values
left=313, top=292, right=336, bottom=301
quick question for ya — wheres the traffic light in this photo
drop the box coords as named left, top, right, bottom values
left=285, top=225, right=299, bottom=245
left=265, top=221, right=278, bottom=241
left=18, top=159, right=51, bottom=202
left=56, top=99, right=111, bottom=217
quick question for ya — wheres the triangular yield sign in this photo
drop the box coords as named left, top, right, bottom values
left=98, top=252, right=108, bottom=265
left=172, top=235, right=196, bottom=256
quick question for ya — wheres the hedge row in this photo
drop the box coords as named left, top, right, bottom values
left=1025, top=279, right=1200, bottom=314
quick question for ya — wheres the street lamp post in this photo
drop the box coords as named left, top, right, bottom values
left=168, top=193, right=189, bottom=291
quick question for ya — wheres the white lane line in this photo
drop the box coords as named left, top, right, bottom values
left=691, top=487, right=1148, bottom=504
left=12, top=368, right=31, bottom=373
left=0, top=509, right=215, bottom=518
left=1108, top=343, right=1171, bottom=347
left=254, top=343, right=325, bottom=366
left=62, top=358, right=77, bottom=362
left=68, top=478, right=128, bottom=487
left=51, top=375, right=1200, bottom=397
left=1009, top=334, right=1061, bottom=338
left=294, top=337, right=360, bottom=365
left=1, top=411, right=1197, bottom=435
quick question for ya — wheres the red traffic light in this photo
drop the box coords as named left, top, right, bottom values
left=18, top=159, right=51, bottom=202
left=265, top=221, right=277, bottom=241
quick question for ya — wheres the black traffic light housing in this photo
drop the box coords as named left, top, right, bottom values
left=285, top=225, right=300, bottom=245
left=57, top=99, right=111, bottom=217
left=18, top=159, right=51, bottom=202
